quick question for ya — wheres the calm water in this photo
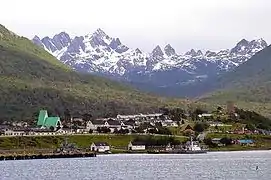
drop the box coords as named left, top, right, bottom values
left=1, top=151, right=271, bottom=180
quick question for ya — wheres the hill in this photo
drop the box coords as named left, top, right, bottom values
left=0, top=25, right=191, bottom=122
left=200, top=45, right=271, bottom=116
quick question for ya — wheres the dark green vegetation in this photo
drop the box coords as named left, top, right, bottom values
left=235, top=108, right=271, bottom=130
left=205, top=133, right=271, bottom=151
left=200, top=45, right=271, bottom=117
left=0, top=135, right=187, bottom=150
left=0, top=24, right=192, bottom=122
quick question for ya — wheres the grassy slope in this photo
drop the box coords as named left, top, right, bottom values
left=200, top=45, right=271, bottom=117
left=0, top=25, right=194, bottom=121
left=0, top=135, right=187, bottom=150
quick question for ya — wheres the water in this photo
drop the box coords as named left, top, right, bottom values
left=1, top=151, right=271, bottom=180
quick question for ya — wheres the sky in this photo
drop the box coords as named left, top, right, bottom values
left=1, top=0, right=271, bottom=53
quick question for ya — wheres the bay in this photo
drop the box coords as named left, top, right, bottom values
left=1, top=151, right=271, bottom=180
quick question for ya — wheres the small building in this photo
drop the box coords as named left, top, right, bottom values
left=37, top=110, right=62, bottom=130
left=30, top=128, right=57, bottom=136
left=57, top=128, right=73, bottom=135
left=123, top=119, right=136, bottom=129
left=90, top=142, right=110, bottom=152
left=198, top=113, right=213, bottom=119
left=2, top=129, right=26, bottom=136
left=128, top=141, right=146, bottom=151
left=105, top=119, right=122, bottom=132
left=211, top=138, right=222, bottom=144
left=237, top=139, right=254, bottom=146
left=211, top=138, right=225, bottom=146
left=86, top=120, right=104, bottom=131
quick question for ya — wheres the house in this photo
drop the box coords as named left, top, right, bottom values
left=86, top=120, right=104, bottom=131
left=162, top=120, right=178, bottom=127
left=30, top=128, right=57, bottom=136
left=116, top=113, right=164, bottom=121
left=237, top=139, right=255, bottom=146
left=128, top=141, right=146, bottom=151
left=37, top=110, right=62, bottom=130
left=90, top=142, right=110, bottom=152
left=123, top=119, right=137, bottom=129
left=57, top=128, right=73, bottom=135
left=2, top=129, right=26, bottom=136
left=105, top=119, right=122, bottom=132
left=198, top=113, right=213, bottom=119
left=211, top=138, right=225, bottom=146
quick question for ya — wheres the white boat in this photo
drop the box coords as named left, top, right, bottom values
left=182, top=137, right=207, bottom=154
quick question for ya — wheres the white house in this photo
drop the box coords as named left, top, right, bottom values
left=90, top=142, right=110, bottom=152
left=86, top=120, right=104, bottom=131
left=104, top=119, right=122, bottom=132
left=3, top=129, right=26, bottom=136
left=128, top=141, right=146, bottom=151
left=198, top=113, right=213, bottom=118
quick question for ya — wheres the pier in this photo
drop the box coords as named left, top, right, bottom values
left=0, top=152, right=96, bottom=161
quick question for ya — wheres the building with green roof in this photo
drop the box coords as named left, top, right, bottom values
left=37, top=110, right=62, bottom=130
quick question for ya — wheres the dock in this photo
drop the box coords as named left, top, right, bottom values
left=0, top=152, right=96, bottom=161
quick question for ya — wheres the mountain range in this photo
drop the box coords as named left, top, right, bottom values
left=33, top=29, right=268, bottom=97
left=0, top=24, right=189, bottom=121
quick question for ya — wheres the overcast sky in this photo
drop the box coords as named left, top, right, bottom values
left=1, top=0, right=270, bottom=53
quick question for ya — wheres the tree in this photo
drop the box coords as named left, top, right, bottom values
left=246, top=123, right=256, bottom=131
left=217, top=106, right=223, bottom=112
left=82, top=113, right=92, bottom=126
left=203, top=138, right=217, bottom=148
left=89, top=129, right=93, bottom=134
left=194, top=123, right=209, bottom=133
left=64, top=109, right=71, bottom=123
left=220, top=137, right=232, bottom=146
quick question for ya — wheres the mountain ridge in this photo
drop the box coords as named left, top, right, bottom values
left=33, top=29, right=268, bottom=97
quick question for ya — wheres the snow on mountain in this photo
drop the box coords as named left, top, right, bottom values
left=33, top=29, right=268, bottom=85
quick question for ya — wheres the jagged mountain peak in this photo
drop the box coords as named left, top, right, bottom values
left=185, top=49, right=202, bottom=57
left=53, top=31, right=70, bottom=39
left=237, top=39, right=249, bottom=46
left=151, top=45, right=164, bottom=57
left=231, top=38, right=267, bottom=55
left=92, top=28, right=109, bottom=39
left=205, top=50, right=217, bottom=57
left=109, top=37, right=129, bottom=53
left=135, top=48, right=142, bottom=54
left=197, top=50, right=203, bottom=56
left=32, top=35, right=44, bottom=48
left=164, top=44, right=176, bottom=56
left=33, top=35, right=41, bottom=40
left=250, top=38, right=268, bottom=47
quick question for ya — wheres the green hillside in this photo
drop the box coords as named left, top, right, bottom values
left=0, top=25, right=190, bottom=122
left=200, top=45, right=271, bottom=116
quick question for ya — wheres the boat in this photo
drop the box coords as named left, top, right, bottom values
left=147, top=137, right=207, bottom=154
left=180, top=137, right=207, bottom=154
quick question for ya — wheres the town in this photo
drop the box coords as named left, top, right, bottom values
left=0, top=102, right=271, bottom=154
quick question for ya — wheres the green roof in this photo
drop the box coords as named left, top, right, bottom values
left=44, top=117, right=60, bottom=128
left=37, top=110, right=61, bottom=128
left=37, top=110, right=48, bottom=126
